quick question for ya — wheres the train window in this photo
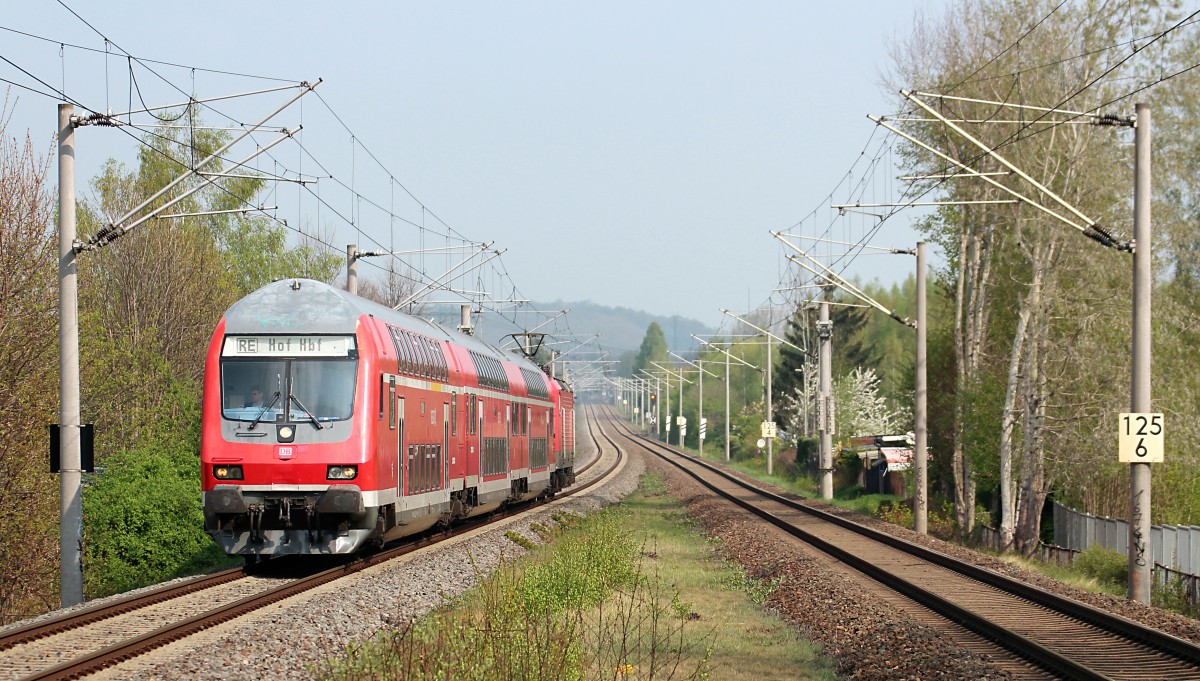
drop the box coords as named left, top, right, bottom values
left=291, top=360, right=357, bottom=422
left=436, top=340, right=447, bottom=381
left=418, top=336, right=431, bottom=379
left=388, top=376, right=396, bottom=430
left=451, top=393, right=458, bottom=436
left=428, top=338, right=440, bottom=380
left=398, top=331, right=412, bottom=375
left=221, top=357, right=357, bottom=424
left=407, top=333, right=420, bottom=376
left=424, top=338, right=439, bottom=381
left=507, top=403, right=512, bottom=434
left=406, top=332, right=420, bottom=377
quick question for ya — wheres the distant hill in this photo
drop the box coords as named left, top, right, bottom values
left=423, top=300, right=714, bottom=356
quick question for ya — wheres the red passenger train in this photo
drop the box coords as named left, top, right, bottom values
left=200, top=279, right=576, bottom=558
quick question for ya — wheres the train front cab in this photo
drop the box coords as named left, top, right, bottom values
left=201, top=321, right=386, bottom=557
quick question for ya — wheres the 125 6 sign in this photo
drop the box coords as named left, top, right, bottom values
left=1118, top=413, right=1164, bottom=463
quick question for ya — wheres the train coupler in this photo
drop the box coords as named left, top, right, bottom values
left=248, top=504, right=265, bottom=544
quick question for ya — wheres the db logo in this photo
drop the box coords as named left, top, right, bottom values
left=277, top=446, right=294, bottom=459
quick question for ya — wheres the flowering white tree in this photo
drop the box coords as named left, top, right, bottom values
left=834, top=367, right=901, bottom=438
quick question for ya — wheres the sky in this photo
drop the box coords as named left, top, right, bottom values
left=2, top=1, right=946, bottom=330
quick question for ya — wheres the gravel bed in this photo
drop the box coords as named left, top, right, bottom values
left=0, top=568, right=242, bottom=637
left=89, top=440, right=642, bottom=680
left=705, top=460, right=1200, bottom=648
left=652, top=448, right=1200, bottom=676
left=642, top=454, right=1013, bottom=680
left=817, top=500, right=1200, bottom=646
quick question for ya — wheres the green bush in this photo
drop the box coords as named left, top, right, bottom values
left=82, top=439, right=232, bottom=597
left=1073, top=545, right=1128, bottom=588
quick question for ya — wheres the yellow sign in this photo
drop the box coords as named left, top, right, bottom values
left=1118, top=413, right=1164, bottom=463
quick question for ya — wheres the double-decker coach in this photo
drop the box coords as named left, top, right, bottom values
left=201, top=279, right=576, bottom=558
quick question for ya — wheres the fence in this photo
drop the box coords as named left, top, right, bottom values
left=1052, top=501, right=1200, bottom=576
left=973, top=507, right=1200, bottom=610
left=1155, top=563, right=1200, bottom=614
left=976, top=524, right=1078, bottom=567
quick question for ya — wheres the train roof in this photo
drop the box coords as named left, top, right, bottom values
left=223, top=278, right=549, bottom=377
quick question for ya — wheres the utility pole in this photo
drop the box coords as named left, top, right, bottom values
left=656, top=375, right=661, bottom=438
left=346, top=244, right=358, bottom=295
left=698, top=359, right=704, bottom=456
left=818, top=285, right=834, bottom=499
left=1129, top=103, right=1152, bottom=604
left=58, top=103, right=83, bottom=607
left=766, top=322, right=774, bottom=476
left=914, top=242, right=928, bottom=535
left=725, top=350, right=730, bottom=462
left=664, top=372, right=671, bottom=444
left=677, top=368, right=684, bottom=448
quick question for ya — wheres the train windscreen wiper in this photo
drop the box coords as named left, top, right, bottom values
left=249, top=391, right=281, bottom=430
left=289, top=394, right=325, bottom=430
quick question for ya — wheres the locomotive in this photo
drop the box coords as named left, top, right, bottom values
left=200, top=279, right=577, bottom=558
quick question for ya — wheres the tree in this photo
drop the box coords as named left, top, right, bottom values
left=887, top=0, right=1195, bottom=550
left=833, top=367, right=902, bottom=440
left=631, top=323, right=668, bottom=377
left=772, top=308, right=813, bottom=436
left=0, top=102, right=59, bottom=623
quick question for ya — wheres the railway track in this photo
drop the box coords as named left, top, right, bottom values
left=0, top=421, right=618, bottom=681
left=598, top=406, right=1200, bottom=681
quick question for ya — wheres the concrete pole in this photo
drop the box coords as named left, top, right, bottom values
left=346, top=244, right=358, bottom=295
left=677, top=368, right=684, bottom=447
left=818, top=288, right=834, bottom=499
left=766, top=328, right=774, bottom=476
left=664, top=373, right=671, bottom=443
left=724, top=349, right=731, bottom=462
left=1129, top=103, right=1152, bottom=604
left=58, top=104, right=84, bottom=607
left=914, top=242, right=928, bottom=535
left=698, top=359, right=704, bottom=456
left=633, top=381, right=643, bottom=429
left=655, top=375, right=661, bottom=439
left=644, top=380, right=649, bottom=429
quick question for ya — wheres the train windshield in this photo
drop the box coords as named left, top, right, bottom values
left=219, top=335, right=358, bottom=424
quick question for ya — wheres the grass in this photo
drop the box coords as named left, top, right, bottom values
left=995, top=553, right=1126, bottom=597
left=318, top=473, right=838, bottom=680
left=622, top=474, right=838, bottom=681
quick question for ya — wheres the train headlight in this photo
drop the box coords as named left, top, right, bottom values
left=213, top=465, right=244, bottom=480
left=327, top=465, right=357, bottom=480
left=277, top=425, right=295, bottom=443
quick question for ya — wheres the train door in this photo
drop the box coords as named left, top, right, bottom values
left=549, top=407, right=556, bottom=467
left=397, top=396, right=405, bottom=495
left=443, top=401, right=450, bottom=489
left=505, top=403, right=512, bottom=473
left=387, top=376, right=404, bottom=496
left=476, top=396, right=484, bottom=478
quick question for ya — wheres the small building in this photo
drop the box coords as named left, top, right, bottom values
left=849, top=434, right=913, bottom=496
